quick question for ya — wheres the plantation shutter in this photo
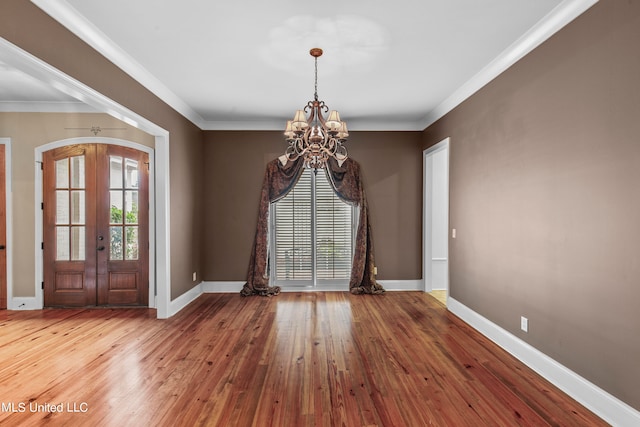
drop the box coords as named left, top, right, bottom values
left=315, top=171, right=352, bottom=279
left=272, top=168, right=352, bottom=284
left=273, top=169, right=312, bottom=280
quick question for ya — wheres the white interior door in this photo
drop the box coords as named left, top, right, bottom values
left=423, top=138, right=450, bottom=299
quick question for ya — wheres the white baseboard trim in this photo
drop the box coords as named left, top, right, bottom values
left=202, top=279, right=424, bottom=293
left=377, top=279, right=423, bottom=291
left=9, top=297, right=40, bottom=310
left=168, top=282, right=203, bottom=317
left=201, top=280, right=424, bottom=293
left=448, top=297, right=640, bottom=427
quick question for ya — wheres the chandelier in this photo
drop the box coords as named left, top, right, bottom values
left=282, top=48, right=349, bottom=169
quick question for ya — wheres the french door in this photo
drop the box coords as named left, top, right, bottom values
left=43, top=144, right=149, bottom=307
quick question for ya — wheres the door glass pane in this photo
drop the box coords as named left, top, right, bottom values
left=125, top=191, right=139, bottom=224
left=110, top=156, right=123, bottom=188
left=71, top=191, right=85, bottom=224
left=125, top=226, right=139, bottom=260
left=110, top=226, right=123, bottom=260
left=70, top=155, right=85, bottom=188
left=71, top=226, right=85, bottom=261
left=110, top=191, right=124, bottom=224
left=55, top=158, right=69, bottom=188
left=125, top=158, right=139, bottom=189
left=56, top=190, right=69, bottom=225
left=56, top=226, right=70, bottom=261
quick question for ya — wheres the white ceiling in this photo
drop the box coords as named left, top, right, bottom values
left=2, top=0, right=597, bottom=130
left=0, top=59, right=95, bottom=113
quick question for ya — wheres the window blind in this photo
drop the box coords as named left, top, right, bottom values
left=272, top=168, right=352, bottom=284
left=315, top=171, right=352, bottom=280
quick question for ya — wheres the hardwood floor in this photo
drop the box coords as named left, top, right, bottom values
left=0, top=292, right=606, bottom=426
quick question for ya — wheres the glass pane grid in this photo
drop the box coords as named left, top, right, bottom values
left=56, top=226, right=70, bottom=261
left=70, top=156, right=85, bottom=188
left=54, top=156, right=87, bottom=261
left=55, top=158, right=69, bottom=189
left=109, top=156, right=140, bottom=260
left=110, top=226, right=123, bottom=260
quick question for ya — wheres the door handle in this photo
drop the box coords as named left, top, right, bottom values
left=97, top=246, right=105, bottom=251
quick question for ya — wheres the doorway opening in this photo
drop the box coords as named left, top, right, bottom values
left=41, top=141, right=151, bottom=307
left=423, top=138, right=450, bottom=305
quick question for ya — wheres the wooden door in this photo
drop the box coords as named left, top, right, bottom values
left=43, top=144, right=148, bottom=307
left=0, top=145, right=6, bottom=309
left=96, top=145, right=149, bottom=306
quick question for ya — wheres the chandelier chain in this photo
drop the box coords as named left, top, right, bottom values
left=314, top=56, right=319, bottom=101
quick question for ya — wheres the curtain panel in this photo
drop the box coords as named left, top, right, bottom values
left=241, top=156, right=384, bottom=296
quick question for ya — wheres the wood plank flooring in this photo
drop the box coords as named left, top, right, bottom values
left=0, top=292, right=607, bottom=426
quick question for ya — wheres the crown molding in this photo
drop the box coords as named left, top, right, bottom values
left=32, top=0, right=597, bottom=132
left=418, top=0, right=598, bottom=130
left=31, top=0, right=207, bottom=129
left=198, top=118, right=427, bottom=132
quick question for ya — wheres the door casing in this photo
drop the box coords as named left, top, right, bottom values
left=0, top=141, right=9, bottom=309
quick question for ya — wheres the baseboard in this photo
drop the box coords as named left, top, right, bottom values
left=377, top=279, right=423, bottom=291
left=201, top=280, right=423, bottom=293
left=168, top=282, right=203, bottom=317
left=448, top=297, right=640, bottom=427
left=9, top=297, right=40, bottom=310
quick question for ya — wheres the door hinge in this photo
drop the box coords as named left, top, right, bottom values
left=41, top=242, right=44, bottom=250
left=41, top=281, right=44, bottom=289
left=41, top=202, right=44, bottom=210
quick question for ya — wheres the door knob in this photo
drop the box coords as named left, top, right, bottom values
left=97, top=246, right=105, bottom=251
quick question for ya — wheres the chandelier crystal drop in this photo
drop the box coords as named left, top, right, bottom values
left=282, top=48, right=348, bottom=169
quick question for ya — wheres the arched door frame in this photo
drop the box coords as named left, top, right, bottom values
left=36, top=138, right=157, bottom=309
left=1, top=38, right=172, bottom=319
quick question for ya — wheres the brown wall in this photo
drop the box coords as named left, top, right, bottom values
left=0, top=0, right=204, bottom=300
left=422, top=0, right=640, bottom=410
left=202, top=130, right=423, bottom=282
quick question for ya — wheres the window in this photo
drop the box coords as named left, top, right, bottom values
left=271, top=168, right=355, bottom=288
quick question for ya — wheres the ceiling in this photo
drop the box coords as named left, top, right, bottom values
left=0, top=58, right=95, bottom=113
left=2, top=0, right=596, bottom=130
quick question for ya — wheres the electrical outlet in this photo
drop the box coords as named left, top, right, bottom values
left=452, top=228, right=456, bottom=239
left=373, top=266, right=378, bottom=275
left=520, top=316, right=528, bottom=333
left=192, top=272, right=197, bottom=282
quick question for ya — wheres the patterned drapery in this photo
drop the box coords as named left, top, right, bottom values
left=241, top=157, right=384, bottom=296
